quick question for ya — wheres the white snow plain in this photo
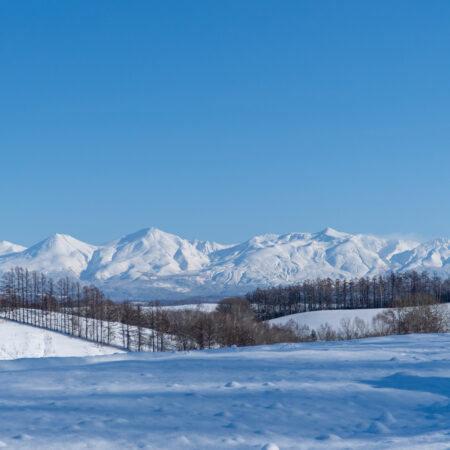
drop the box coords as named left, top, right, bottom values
left=0, top=332, right=448, bottom=448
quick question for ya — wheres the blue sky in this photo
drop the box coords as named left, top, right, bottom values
left=1, top=1, right=449, bottom=246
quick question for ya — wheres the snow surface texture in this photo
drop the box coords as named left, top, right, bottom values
left=0, top=320, right=124, bottom=359
left=0, top=334, right=449, bottom=448
left=0, top=227, right=449, bottom=299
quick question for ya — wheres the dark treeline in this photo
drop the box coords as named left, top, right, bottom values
left=247, top=271, right=450, bottom=320
left=0, top=267, right=297, bottom=351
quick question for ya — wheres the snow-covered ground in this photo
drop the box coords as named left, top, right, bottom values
left=269, top=308, right=387, bottom=330
left=0, top=310, right=176, bottom=352
left=0, top=319, right=124, bottom=359
left=153, top=302, right=218, bottom=312
left=0, top=333, right=448, bottom=448
left=269, top=305, right=450, bottom=335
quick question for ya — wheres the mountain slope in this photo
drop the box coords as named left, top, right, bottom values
left=0, top=227, right=448, bottom=299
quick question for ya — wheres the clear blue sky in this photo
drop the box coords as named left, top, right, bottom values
left=1, top=1, right=449, bottom=246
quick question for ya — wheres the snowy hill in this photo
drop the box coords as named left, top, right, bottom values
left=0, top=320, right=123, bottom=359
left=0, top=227, right=448, bottom=299
left=0, top=334, right=448, bottom=448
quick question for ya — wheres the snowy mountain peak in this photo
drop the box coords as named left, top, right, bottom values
left=84, top=227, right=213, bottom=282
left=0, top=234, right=97, bottom=277
left=115, top=227, right=158, bottom=244
left=0, top=241, right=27, bottom=256
left=191, top=239, right=232, bottom=255
left=0, top=227, right=448, bottom=300
left=115, top=227, right=185, bottom=247
left=315, top=227, right=351, bottom=241
left=25, top=233, right=97, bottom=257
left=425, top=237, right=450, bottom=247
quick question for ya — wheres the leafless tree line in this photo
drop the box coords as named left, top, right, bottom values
left=247, top=271, right=450, bottom=320
left=0, top=267, right=142, bottom=349
left=0, top=268, right=298, bottom=351
left=1, top=268, right=448, bottom=351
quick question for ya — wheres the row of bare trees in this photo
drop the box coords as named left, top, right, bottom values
left=0, top=267, right=145, bottom=349
left=247, top=271, right=450, bottom=320
left=0, top=268, right=298, bottom=351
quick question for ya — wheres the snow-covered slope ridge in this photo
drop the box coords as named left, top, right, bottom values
left=0, top=227, right=448, bottom=299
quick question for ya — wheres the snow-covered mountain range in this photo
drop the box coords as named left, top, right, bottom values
left=0, top=227, right=448, bottom=300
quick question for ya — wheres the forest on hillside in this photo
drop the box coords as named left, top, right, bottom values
left=246, top=271, right=450, bottom=320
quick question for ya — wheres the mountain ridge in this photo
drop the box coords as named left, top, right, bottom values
left=0, top=227, right=448, bottom=300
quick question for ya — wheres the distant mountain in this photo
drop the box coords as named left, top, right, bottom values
left=0, top=227, right=448, bottom=300
left=0, top=234, right=96, bottom=278
left=0, top=241, right=26, bottom=256
left=83, top=227, right=211, bottom=281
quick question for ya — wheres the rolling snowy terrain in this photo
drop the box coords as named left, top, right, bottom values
left=0, top=333, right=448, bottom=449
left=0, top=227, right=448, bottom=300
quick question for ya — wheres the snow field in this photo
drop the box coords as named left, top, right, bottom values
left=148, top=302, right=218, bottom=312
left=0, top=334, right=448, bottom=448
left=0, top=310, right=177, bottom=352
left=269, top=304, right=450, bottom=335
left=269, top=307, right=387, bottom=331
left=0, top=319, right=124, bottom=359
